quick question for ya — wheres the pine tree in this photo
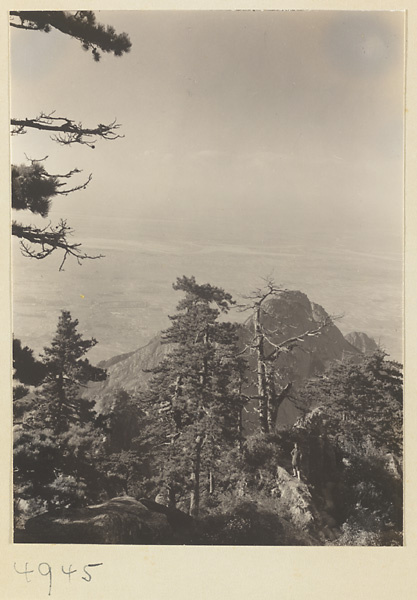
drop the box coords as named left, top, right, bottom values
left=32, top=311, right=106, bottom=434
left=146, top=276, right=246, bottom=516
left=13, top=337, right=46, bottom=424
left=300, top=350, right=403, bottom=457
left=13, top=337, right=46, bottom=386
left=94, top=389, right=155, bottom=498
left=295, top=350, right=403, bottom=542
left=13, top=312, right=107, bottom=519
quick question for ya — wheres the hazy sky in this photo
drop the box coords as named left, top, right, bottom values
left=11, top=11, right=404, bottom=361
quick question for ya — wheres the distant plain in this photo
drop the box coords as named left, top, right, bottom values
left=13, top=211, right=402, bottom=364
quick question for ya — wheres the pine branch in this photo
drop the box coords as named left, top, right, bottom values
left=12, top=219, right=104, bottom=270
left=20, top=155, right=93, bottom=196
left=10, top=11, right=132, bottom=61
left=11, top=112, right=123, bottom=147
left=54, top=173, right=92, bottom=195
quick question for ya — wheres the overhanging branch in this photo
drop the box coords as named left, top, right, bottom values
left=12, top=219, right=104, bottom=271
left=11, top=112, right=123, bottom=148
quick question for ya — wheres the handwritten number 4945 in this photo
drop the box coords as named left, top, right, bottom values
left=14, top=562, right=103, bottom=596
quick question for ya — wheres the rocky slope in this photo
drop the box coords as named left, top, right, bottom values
left=19, top=481, right=338, bottom=545
left=20, top=496, right=194, bottom=544
left=88, top=335, right=172, bottom=413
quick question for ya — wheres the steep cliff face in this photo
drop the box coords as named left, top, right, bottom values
left=87, top=291, right=362, bottom=425
left=239, top=291, right=360, bottom=429
left=88, top=335, right=173, bottom=413
left=242, top=291, right=358, bottom=368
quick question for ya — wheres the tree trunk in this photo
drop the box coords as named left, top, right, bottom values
left=238, top=407, right=243, bottom=453
left=167, top=484, right=176, bottom=508
left=255, top=307, right=269, bottom=433
left=199, top=328, right=210, bottom=388
left=189, top=435, right=203, bottom=517
left=208, top=470, right=214, bottom=495
left=236, top=371, right=244, bottom=452
left=266, top=366, right=277, bottom=432
left=268, top=381, right=293, bottom=431
left=56, top=372, right=66, bottom=434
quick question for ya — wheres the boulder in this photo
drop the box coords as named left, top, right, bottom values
left=275, top=466, right=316, bottom=530
left=139, top=498, right=195, bottom=537
left=385, top=453, right=403, bottom=480
left=24, top=496, right=183, bottom=544
left=274, top=466, right=340, bottom=543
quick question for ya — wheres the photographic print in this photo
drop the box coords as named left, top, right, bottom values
left=11, top=9, right=404, bottom=546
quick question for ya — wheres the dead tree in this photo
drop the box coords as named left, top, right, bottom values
left=238, top=278, right=333, bottom=434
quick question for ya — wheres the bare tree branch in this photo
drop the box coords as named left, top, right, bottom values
left=237, top=280, right=289, bottom=312
left=54, top=173, right=93, bottom=195
left=23, top=155, right=83, bottom=180
left=261, top=316, right=333, bottom=362
left=237, top=276, right=339, bottom=433
left=12, top=219, right=104, bottom=271
left=11, top=112, right=123, bottom=148
left=24, top=153, right=48, bottom=163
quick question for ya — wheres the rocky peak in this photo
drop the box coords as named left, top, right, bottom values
left=239, top=291, right=360, bottom=429
left=344, top=331, right=379, bottom=354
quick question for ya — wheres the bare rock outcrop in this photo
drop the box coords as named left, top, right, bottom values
left=344, top=331, right=379, bottom=354
left=23, top=496, right=191, bottom=544
left=274, top=466, right=339, bottom=543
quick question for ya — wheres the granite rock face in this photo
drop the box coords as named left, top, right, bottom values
left=275, top=466, right=316, bottom=529
left=239, top=291, right=360, bottom=428
left=344, top=331, right=379, bottom=354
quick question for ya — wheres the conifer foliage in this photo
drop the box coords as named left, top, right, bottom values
left=13, top=337, right=46, bottom=423
left=33, top=311, right=106, bottom=433
left=10, top=11, right=131, bottom=61
left=13, top=337, right=46, bottom=388
left=14, top=311, right=107, bottom=517
left=147, top=276, right=246, bottom=516
left=12, top=283, right=404, bottom=546
left=300, top=350, right=403, bottom=456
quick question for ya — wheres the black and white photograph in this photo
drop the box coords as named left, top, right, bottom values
left=10, top=9, right=404, bottom=548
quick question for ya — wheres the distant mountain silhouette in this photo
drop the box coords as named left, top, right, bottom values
left=344, top=331, right=379, bottom=354
left=87, top=290, right=367, bottom=427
